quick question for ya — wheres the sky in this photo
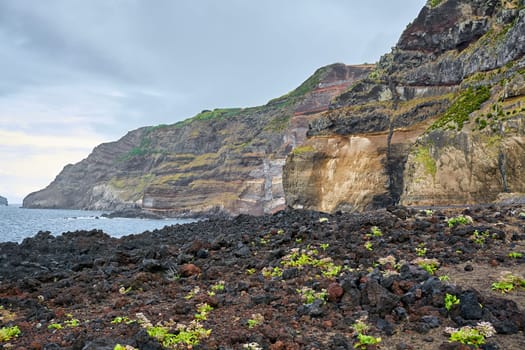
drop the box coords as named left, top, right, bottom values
left=0, top=0, right=426, bottom=204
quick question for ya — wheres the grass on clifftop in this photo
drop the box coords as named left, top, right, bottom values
left=268, top=66, right=329, bottom=106
left=174, top=108, right=244, bottom=129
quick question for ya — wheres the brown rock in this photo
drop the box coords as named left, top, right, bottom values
left=179, top=263, right=201, bottom=277
left=327, top=282, right=344, bottom=302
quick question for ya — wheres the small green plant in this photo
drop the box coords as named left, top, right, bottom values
left=320, top=243, right=330, bottom=251
left=262, top=266, right=283, bottom=278
left=444, top=293, right=460, bottom=311
left=0, top=325, right=21, bottom=342
left=352, top=318, right=381, bottom=349
left=210, top=281, right=225, bottom=292
left=491, top=280, right=515, bottom=293
left=370, top=226, right=382, bottom=237
left=322, top=263, right=342, bottom=278
left=119, top=286, right=132, bottom=295
left=64, top=318, right=80, bottom=327
left=445, top=322, right=495, bottom=347
left=185, top=286, right=200, bottom=300
left=355, top=333, right=382, bottom=349
left=194, top=303, right=214, bottom=321
left=296, top=287, right=327, bottom=305
left=114, top=345, right=137, bottom=350
left=319, top=217, right=329, bottom=223
left=246, top=268, right=256, bottom=275
left=439, top=275, right=451, bottom=282
left=147, top=322, right=211, bottom=348
left=415, top=244, right=427, bottom=257
left=424, top=209, right=434, bottom=216
left=450, top=328, right=485, bottom=346
left=111, top=316, right=135, bottom=325
left=364, top=242, right=373, bottom=251
left=47, top=323, right=63, bottom=330
left=247, top=313, right=264, bottom=329
left=413, top=258, right=440, bottom=275
left=491, top=272, right=525, bottom=293
left=471, top=230, right=490, bottom=246
left=508, top=252, right=523, bottom=259
left=447, top=215, right=472, bottom=227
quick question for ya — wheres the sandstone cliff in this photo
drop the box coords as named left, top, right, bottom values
left=284, top=0, right=525, bottom=212
left=23, top=64, right=371, bottom=216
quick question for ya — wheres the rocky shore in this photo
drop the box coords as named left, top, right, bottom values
left=1, top=205, right=524, bottom=349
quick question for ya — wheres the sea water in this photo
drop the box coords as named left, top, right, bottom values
left=0, top=204, right=195, bottom=243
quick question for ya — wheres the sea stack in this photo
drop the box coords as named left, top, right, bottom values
left=0, top=196, right=7, bottom=206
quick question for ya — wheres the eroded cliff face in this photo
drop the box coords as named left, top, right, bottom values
left=284, top=0, right=525, bottom=211
left=24, top=0, right=525, bottom=215
left=23, top=64, right=371, bottom=216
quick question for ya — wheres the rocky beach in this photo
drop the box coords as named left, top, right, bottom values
left=1, top=204, right=524, bottom=349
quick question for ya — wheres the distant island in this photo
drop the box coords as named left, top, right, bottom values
left=0, top=196, right=7, bottom=206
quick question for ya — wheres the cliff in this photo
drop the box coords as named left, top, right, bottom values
left=0, top=196, right=7, bottom=206
left=23, top=64, right=371, bottom=216
left=24, top=0, right=525, bottom=215
left=284, top=0, right=525, bottom=212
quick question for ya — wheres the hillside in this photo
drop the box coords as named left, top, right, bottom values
left=23, top=64, right=371, bottom=216
left=24, top=0, right=525, bottom=216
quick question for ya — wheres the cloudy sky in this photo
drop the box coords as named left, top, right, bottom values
left=0, top=0, right=425, bottom=204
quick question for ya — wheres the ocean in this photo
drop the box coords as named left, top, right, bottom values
left=0, top=204, right=195, bottom=243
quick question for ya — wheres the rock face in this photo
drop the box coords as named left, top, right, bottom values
left=0, top=196, right=7, bottom=206
left=284, top=0, right=525, bottom=212
left=23, top=0, right=525, bottom=215
left=23, top=64, right=371, bottom=216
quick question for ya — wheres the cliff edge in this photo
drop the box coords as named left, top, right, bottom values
left=23, top=64, right=371, bottom=216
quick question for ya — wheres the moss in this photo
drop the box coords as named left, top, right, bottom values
left=429, top=86, right=491, bottom=131
left=415, top=146, right=437, bottom=178
left=292, top=145, right=315, bottom=156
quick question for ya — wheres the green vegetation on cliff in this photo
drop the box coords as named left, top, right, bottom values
left=268, top=66, right=329, bottom=106
left=415, top=145, right=437, bottom=178
left=429, top=86, right=491, bottom=131
left=174, top=108, right=244, bottom=129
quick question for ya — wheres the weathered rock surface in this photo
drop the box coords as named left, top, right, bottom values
left=0, top=195, right=7, bottom=206
left=1, top=205, right=524, bottom=349
left=22, top=0, right=525, bottom=215
left=284, top=0, right=525, bottom=212
left=23, top=64, right=370, bottom=216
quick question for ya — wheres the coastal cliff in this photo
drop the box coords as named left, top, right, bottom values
left=0, top=196, right=7, bottom=206
left=24, top=0, right=525, bottom=215
left=284, top=0, right=525, bottom=212
left=23, top=64, right=371, bottom=216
